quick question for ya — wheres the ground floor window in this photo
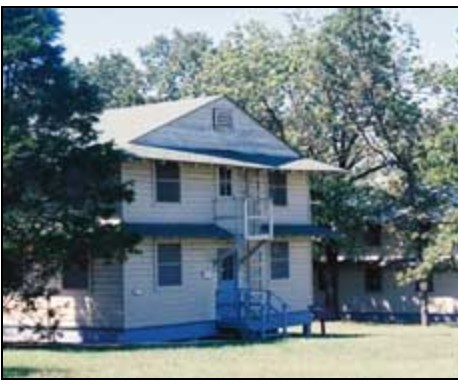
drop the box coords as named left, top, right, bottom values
left=364, top=266, right=382, bottom=292
left=270, top=241, right=289, bottom=280
left=157, top=243, right=182, bottom=286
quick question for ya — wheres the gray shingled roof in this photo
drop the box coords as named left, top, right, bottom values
left=97, top=95, right=221, bottom=147
left=96, top=96, right=343, bottom=172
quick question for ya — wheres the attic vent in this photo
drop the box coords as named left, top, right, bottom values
left=213, top=108, right=233, bottom=131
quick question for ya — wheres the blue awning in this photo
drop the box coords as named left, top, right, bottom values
left=126, top=223, right=233, bottom=239
left=263, top=224, right=337, bottom=238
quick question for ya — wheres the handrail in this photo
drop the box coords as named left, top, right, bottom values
left=216, top=287, right=290, bottom=338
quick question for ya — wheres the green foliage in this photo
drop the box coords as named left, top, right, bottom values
left=191, top=21, right=290, bottom=140
left=139, top=29, right=214, bottom=101
left=2, top=8, right=139, bottom=303
left=72, top=53, right=147, bottom=108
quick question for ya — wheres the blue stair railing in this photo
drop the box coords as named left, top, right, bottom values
left=217, top=288, right=290, bottom=339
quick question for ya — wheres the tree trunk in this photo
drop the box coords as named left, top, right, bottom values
left=324, top=243, right=339, bottom=319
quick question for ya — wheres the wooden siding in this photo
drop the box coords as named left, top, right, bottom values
left=314, top=264, right=458, bottom=315
left=123, top=238, right=228, bottom=328
left=90, top=259, right=124, bottom=328
left=122, top=161, right=311, bottom=228
left=134, top=98, right=297, bottom=159
left=2, top=258, right=125, bottom=342
left=265, top=239, right=313, bottom=312
left=272, top=172, right=311, bottom=224
left=122, top=161, right=215, bottom=224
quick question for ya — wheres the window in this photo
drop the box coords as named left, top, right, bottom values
left=218, top=167, right=232, bottom=197
left=156, top=162, right=180, bottom=203
left=63, top=260, right=89, bottom=290
left=268, top=171, right=287, bottom=206
left=271, top=241, right=289, bottom=280
left=365, top=266, right=382, bottom=292
left=213, top=108, right=233, bottom=131
left=157, top=243, right=182, bottom=287
left=363, top=224, right=382, bottom=247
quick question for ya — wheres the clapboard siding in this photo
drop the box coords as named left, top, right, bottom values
left=272, top=172, right=311, bottom=224
left=122, top=161, right=215, bottom=223
left=90, top=259, right=124, bottom=327
left=122, top=161, right=311, bottom=226
left=267, top=239, right=313, bottom=312
left=135, top=98, right=297, bottom=159
left=123, top=238, right=226, bottom=328
left=314, top=264, right=458, bottom=315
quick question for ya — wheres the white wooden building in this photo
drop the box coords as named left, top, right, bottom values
left=3, top=96, right=341, bottom=343
left=314, top=224, right=458, bottom=323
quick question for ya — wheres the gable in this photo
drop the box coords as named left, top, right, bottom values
left=97, top=96, right=220, bottom=147
left=132, top=97, right=298, bottom=163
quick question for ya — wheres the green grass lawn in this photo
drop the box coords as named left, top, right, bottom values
left=3, top=321, right=458, bottom=378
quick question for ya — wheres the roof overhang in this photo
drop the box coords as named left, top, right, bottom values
left=124, top=144, right=343, bottom=173
left=278, top=158, right=346, bottom=173
left=125, top=223, right=233, bottom=239
left=262, top=224, right=338, bottom=238
left=124, top=144, right=270, bottom=169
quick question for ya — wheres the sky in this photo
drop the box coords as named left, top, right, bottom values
left=59, top=8, right=458, bottom=66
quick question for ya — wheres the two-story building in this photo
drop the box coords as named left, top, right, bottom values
left=313, top=223, right=458, bottom=323
left=3, top=96, right=342, bottom=343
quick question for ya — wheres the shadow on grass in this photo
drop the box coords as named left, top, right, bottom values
left=289, top=332, right=367, bottom=340
left=3, top=366, right=67, bottom=378
left=3, top=331, right=368, bottom=354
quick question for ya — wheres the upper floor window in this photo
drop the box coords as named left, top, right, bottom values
left=213, top=108, right=233, bottom=131
left=363, top=224, right=382, bottom=247
left=365, top=266, right=382, bottom=292
left=157, top=243, right=182, bottom=287
left=156, top=162, right=180, bottom=203
left=268, top=171, right=287, bottom=206
left=270, top=241, right=289, bottom=280
left=218, top=167, right=232, bottom=197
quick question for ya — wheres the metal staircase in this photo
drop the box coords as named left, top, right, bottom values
left=213, top=195, right=294, bottom=340
left=216, top=288, right=289, bottom=340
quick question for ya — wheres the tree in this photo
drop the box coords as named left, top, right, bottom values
left=356, top=21, right=458, bottom=326
left=3, top=8, right=138, bottom=336
left=139, top=29, right=213, bottom=101
left=289, top=9, right=417, bottom=317
left=72, top=53, right=147, bottom=108
left=404, top=42, right=458, bottom=283
left=191, top=21, right=290, bottom=140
